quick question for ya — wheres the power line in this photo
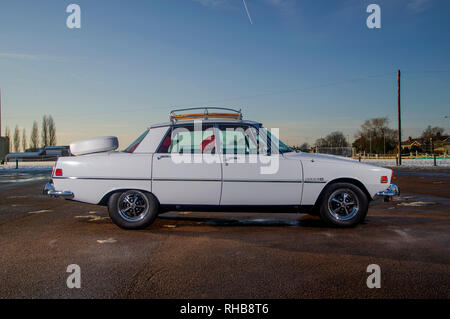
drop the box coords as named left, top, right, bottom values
left=4, top=71, right=396, bottom=120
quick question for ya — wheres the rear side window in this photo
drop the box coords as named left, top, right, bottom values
left=124, top=129, right=149, bottom=153
left=157, top=125, right=216, bottom=154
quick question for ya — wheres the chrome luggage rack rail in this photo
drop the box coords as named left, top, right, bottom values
left=169, top=107, right=243, bottom=122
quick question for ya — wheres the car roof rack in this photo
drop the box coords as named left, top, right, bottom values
left=169, top=107, right=243, bottom=122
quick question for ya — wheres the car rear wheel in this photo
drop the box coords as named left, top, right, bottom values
left=108, top=190, right=159, bottom=229
left=318, top=182, right=368, bottom=227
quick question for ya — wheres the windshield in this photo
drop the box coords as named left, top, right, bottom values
left=260, top=127, right=294, bottom=154
left=124, top=129, right=149, bottom=153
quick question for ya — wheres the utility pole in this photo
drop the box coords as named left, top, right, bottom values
left=397, top=70, right=402, bottom=166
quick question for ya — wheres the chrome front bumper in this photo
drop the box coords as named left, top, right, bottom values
left=43, top=182, right=74, bottom=199
left=376, top=184, right=400, bottom=202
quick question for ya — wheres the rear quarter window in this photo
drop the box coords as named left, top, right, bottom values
left=124, top=129, right=149, bottom=153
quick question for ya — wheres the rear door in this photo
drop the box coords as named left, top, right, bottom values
left=152, top=123, right=222, bottom=205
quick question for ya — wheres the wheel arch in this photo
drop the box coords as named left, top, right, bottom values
left=312, top=178, right=372, bottom=213
left=98, top=188, right=160, bottom=206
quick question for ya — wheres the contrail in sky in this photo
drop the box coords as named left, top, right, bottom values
left=242, top=0, right=253, bottom=24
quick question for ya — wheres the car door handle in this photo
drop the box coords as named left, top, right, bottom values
left=157, top=155, right=171, bottom=160
left=224, top=156, right=238, bottom=165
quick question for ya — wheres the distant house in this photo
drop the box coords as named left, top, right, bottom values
left=401, top=137, right=423, bottom=152
left=434, top=136, right=450, bottom=154
left=401, top=133, right=449, bottom=154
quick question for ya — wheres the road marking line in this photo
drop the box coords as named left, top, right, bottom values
left=97, top=238, right=117, bottom=244
left=28, top=209, right=52, bottom=214
left=75, top=215, right=110, bottom=221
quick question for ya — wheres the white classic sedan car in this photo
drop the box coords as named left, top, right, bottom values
left=44, top=107, right=399, bottom=229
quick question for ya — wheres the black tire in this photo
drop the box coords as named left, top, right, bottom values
left=108, top=190, right=159, bottom=230
left=318, top=182, right=368, bottom=227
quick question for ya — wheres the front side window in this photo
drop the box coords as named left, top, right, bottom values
left=217, top=125, right=293, bottom=155
left=218, top=124, right=263, bottom=155
left=260, top=127, right=293, bottom=154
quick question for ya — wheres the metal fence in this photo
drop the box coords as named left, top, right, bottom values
left=315, top=147, right=353, bottom=157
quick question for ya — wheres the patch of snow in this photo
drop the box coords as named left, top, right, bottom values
left=360, top=158, right=450, bottom=167
left=0, top=161, right=54, bottom=171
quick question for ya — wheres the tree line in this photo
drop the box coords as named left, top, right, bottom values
left=294, top=131, right=350, bottom=152
left=352, top=119, right=445, bottom=154
left=295, top=117, right=446, bottom=154
left=4, top=115, right=56, bottom=153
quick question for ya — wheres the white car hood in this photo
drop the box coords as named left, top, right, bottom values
left=283, top=152, right=382, bottom=168
left=283, top=152, right=356, bottom=163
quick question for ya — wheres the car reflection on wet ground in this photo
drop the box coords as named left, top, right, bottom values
left=0, top=167, right=448, bottom=298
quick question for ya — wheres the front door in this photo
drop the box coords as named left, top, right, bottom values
left=217, top=124, right=303, bottom=206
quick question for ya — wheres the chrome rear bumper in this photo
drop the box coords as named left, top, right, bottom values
left=43, top=182, right=74, bottom=199
left=376, top=184, right=400, bottom=202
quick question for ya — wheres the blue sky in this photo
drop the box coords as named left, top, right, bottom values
left=0, top=0, right=449, bottom=147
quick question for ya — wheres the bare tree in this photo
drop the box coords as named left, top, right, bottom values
left=421, top=125, right=445, bottom=139
left=4, top=126, right=11, bottom=152
left=299, top=142, right=310, bottom=150
left=47, top=115, right=56, bottom=146
left=315, top=131, right=348, bottom=147
left=30, top=121, right=39, bottom=149
left=13, top=125, right=20, bottom=152
left=22, top=128, right=27, bottom=152
left=41, top=115, right=48, bottom=147
left=353, top=117, right=396, bottom=154
left=315, top=138, right=327, bottom=147
left=326, top=131, right=348, bottom=147
left=4, top=126, right=10, bottom=139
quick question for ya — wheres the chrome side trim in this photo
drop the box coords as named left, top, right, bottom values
left=52, top=177, right=325, bottom=184
left=154, top=178, right=221, bottom=182
left=53, top=177, right=151, bottom=181
left=224, top=179, right=302, bottom=183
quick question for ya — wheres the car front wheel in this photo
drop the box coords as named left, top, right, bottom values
left=318, top=182, right=368, bottom=227
left=108, top=190, right=159, bottom=229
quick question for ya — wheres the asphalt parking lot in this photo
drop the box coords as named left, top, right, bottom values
left=0, top=169, right=449, bottom=299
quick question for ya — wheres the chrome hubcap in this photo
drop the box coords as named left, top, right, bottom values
left=328, top=189, right=360, bottom=221
left=118, top=191, right=149, bottom=222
